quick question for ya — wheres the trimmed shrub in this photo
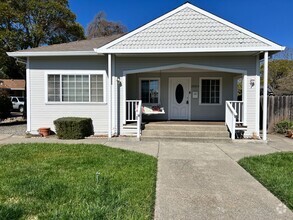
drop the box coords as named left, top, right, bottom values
left=274, top=120, right=293, bottom=134
left=54, top=117, right=94, bottom=139
left=0, top=89, right=12, bottom=120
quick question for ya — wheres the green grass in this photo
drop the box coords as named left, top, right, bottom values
left=239, top=152, right=293, bottom=210
left=0, top=143, right=157, bottom=219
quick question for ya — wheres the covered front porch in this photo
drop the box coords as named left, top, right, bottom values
left=121, top=63, right=247, bottom=139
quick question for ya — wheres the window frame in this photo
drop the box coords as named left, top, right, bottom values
left=45, top=70, right=106, bottom=104
left=199, top=77, right=222, bottom=105
left=139, top=77, right=160, bottom=105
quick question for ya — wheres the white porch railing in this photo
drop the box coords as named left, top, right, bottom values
left=225, top=101, right=244, bottom=140
left=125, top=100, right=142, bottom=139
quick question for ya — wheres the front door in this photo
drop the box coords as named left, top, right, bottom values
left=169, top=77, right=191, bottom=120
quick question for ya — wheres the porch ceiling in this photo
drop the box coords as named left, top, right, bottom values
left=123, top=63, right=246, bottom=75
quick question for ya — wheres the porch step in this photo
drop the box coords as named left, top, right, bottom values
left=141, top=136, right=231, bottom=143
left=144, top=124, right=227, bottom=132
left=143, top=130, right=229, bottom=138
left=141, top=123, right=230, bottom=142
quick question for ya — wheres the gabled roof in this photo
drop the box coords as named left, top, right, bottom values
left=0, top=79, right=25, bottom=90
left=95, top=3, right=284, bottom=53
left=7, top=34, right=123, bottom=57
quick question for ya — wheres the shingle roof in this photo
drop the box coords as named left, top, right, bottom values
left=108, top=7, right=269, bottom=50
left=16, top=34, right=123, bottom=52
left=0, top=79, right=25, bottom=90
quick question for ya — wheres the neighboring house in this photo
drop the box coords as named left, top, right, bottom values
left=7, top=3, right=284, bottom=140
left=0, top=79, right=25, bottom=97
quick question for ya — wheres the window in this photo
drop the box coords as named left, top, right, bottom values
left=200, top=78, right=221, bottom=104
left=11, top=97, right=18, bottom=102
left=140, top=78, right=160, bottom=104
left=47, top=73, right=104, bottom=103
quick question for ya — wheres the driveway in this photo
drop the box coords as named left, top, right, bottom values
left=155, top=138, right=293, bottom=220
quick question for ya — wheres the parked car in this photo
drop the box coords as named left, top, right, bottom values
left=10, top=96, right=25, bottom=113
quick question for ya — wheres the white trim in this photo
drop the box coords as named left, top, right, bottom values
left=263, top=52, right=269, bottom=141
left=168, top=77, right=191, bottom=120
left=95, top=3, right=284, bottom=53
left=255, top=55, right=260, bottom=137
left=112, top=55, right=117, bottom=135
left=26, top=57, right=31, bottom=132
left=96, top=47, right=284, bottom=54
left=108, top=54, right=112, bottom=138
left=139, top=77, right=161, bottom=105
left=44, top=102, right=107, bottom=105
left=123, top=76, right=127, bottom=125
left=44, top=70, right=107, bottom=104
left=242, top=74, right=248, bottom=125
left=123, top=63, right=247, bottom=75
left=199, top=77, right=222, bottom=105
left=7, top=51, right=98, bottom=57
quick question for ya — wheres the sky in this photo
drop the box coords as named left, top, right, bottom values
left=68, top=0, right=293, bottom=48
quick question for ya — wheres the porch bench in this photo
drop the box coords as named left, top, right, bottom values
left=142, top=105, right=165, bottom=115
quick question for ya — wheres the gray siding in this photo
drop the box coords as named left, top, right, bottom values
left=29, top=56, right=109, bottom=134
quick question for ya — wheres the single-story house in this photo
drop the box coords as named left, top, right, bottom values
left=7, top=3, right=285, bottom=140
left=0, top=79, right=25, bottom=97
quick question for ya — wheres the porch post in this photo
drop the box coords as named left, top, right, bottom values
left=108, top=54, right=112, bottom=138
left=26, top=57, right=31, bottom=133
left=112, top=55, right=117, bottom=135
left=263, top=52, right=269, bottom=141
left=242, top=74, right=247, bottom=125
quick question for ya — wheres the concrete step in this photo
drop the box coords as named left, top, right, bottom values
left=141, top=136, right=231, bottom=143
left=142, top=130, right=229, bottom=138
left=144, top=124, right=227, bottom=132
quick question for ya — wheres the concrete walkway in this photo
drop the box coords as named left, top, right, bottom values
left=0, top=134, right=292, bottom=219
left=155, top=139, right=293, bottom=220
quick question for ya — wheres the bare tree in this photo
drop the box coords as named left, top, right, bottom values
left=277, top=71, right=293, bottom=95
left=86, top=12, right=127, bottom=39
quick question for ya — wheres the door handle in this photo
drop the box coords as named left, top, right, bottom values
left=186, top=100, right=189, bottom=104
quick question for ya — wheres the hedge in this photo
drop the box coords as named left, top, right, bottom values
left=54, top=117, right=94, bottom=139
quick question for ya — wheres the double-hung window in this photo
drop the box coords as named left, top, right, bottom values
left=47, top=72, right=105, bottom=103
left=200, top=78, right=222, bottom=104
left=140, top=78, right=160, bottom=104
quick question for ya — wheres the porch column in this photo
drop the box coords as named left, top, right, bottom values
left=263, top=52, right=269, bottom=141
left=108, top=54, right=112, bottom=138
left=26, top=57, right=31, bottom=133
left=242, top=74, right=247, bottom=125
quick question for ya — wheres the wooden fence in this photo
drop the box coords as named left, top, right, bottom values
left=260, top=96, right=293, bottom=132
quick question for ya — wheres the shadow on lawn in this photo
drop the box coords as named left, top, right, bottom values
left=0, top=204, right=24, bottom=220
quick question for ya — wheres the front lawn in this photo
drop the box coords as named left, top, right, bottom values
left=239, top=152, right=293, bottom=210
left=0, top=143, right=157, bottom=219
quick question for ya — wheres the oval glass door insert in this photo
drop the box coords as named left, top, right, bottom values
left=175, top=84, right=184, bottom=104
